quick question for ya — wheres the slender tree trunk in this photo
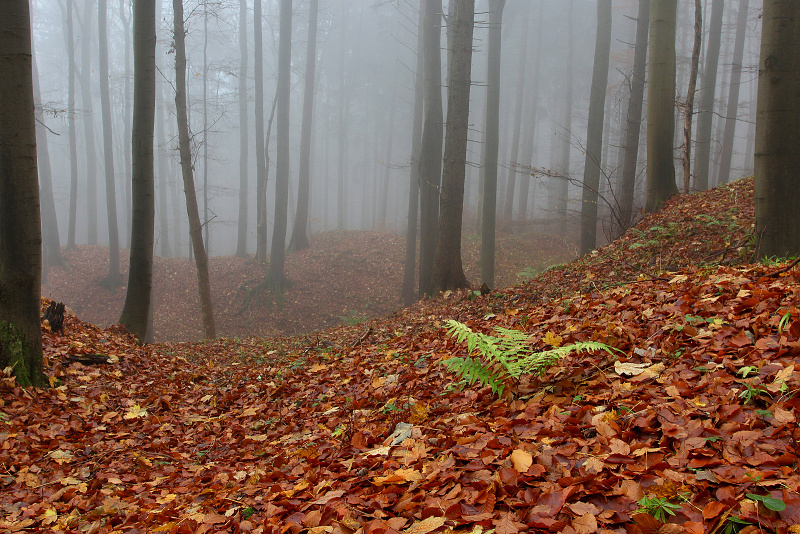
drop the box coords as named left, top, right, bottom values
left=754, top=0, right=800, bottom=259
left=66, top=0, right=79, bottom=249
left=336, top=6, right=350, bottom=231
left=693, top=0, right=724, bottom=191
left=80, top=0, right=98, bottom=245
left=417, top=0, right=444, bottom=296
left=645, top=0, right=678, bottom=213
left=202, top=5, right=210, bottom=253
left=119, top=0, right=156, bottom=343
left=254, top=0, right=267, bottom=263
left=289, top=0, right=318, bottom=252
left=517, top=5, right=542, bottom=222
left=401, top=3, right=425, bottom=306
left=156, top=82, right=171, bottom=257
left=376, top=93, right=396, bottom=232
left=717, top=0, right=750, bottom=186
left=236, top=0, right=249, bottom=257
left=173, top=0, right=215, bottom=339
left=120, top=0, right=132, bottom=248
left=480, top=0, right=506, bottom=288
left=681, top=0, right=702, bottom=193
left=0, top=0, right=44, bottom=387
left=269, top=0, right=292, bottom=292
left=502, top=2, right=529, bottom=228
left=98, top=0, right=122, bottom=287
left=580, top=0, right=612, bottom=256
left=431, top=0, right=474, bottom=293
left=552, top=0, right=575, bottom=232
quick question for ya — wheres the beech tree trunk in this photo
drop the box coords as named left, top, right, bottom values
left=236, top=0, right=249, bottom=257
left=754, top=0, right=800, bottom=258
left=254, top=0, right=268, bottom=264
left=80, top=0, right=98, bottom=245
left=0, top=0, right=44, bottom=387
left=551, top=0, right=574, bottom=232
left=119, top=0, right=156, bottom=343
left=173, top=0, right=216, bottom=339
left=431, top=0, right=474, bottom=293
left=289, top=0, right=318, bottom=252
left=693, top=0, right=724, bottom=191
left=681, top=0, right=702, bottom=193
left=65, top=0, right=79, bottom=249
left=579, top=0, right=612, bottom=256
left=645, top=0, right=678, bottom=213
left=517, top=6, right=543, bottom=222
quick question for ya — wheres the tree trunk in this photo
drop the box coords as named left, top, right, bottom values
left=717, top=0, right=750, bottom=186
left=156, top=73, right=171, bottom=257
left=98, top=0, right=122, bottom=287
left=681, top=0, right=702, bottom=193
left=754, top=0, right=800, bottom=259
left=119, top=0, right=156, bottom=343
left=120, top=0, right=133, bottom=248
left=254, top=0, right=267, bottom=264
left=236, top=0, right=249, bottom=257
left=65, top=0, right=79, bottom=250
left=551, top=0, right=575, bottom=232
left=269, top=0, right=292, bottom=293
left=337, top=5, right=350, bottom=231
left=517, top=5, right=543, bottom=222
left=645, top=0, right=678, bottom=213
left=376, top=92, right=396, bottom=232
left=417, top=0, right=444, bottom=296
left=80, top=0, right=98, bottom=245
left=580, top=0, right=612, bottom=256
left=289, top=0, right=318, bottom=252
left=502, top=2, right=529, bottom=227
left=693, top=0, right=723, bottom=191
left=202, top=5, right=210, bottom=253
left=431, top=0, right=474, bottom=293
left=401, top=2, right=425, bottom=306
left=479, top=0, right=506, bottom=288
left=173, top=0, right=216, bottom=339
left=0, top=0, right=44, bottom=387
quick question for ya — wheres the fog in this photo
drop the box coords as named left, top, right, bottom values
left=31, top=0, right=762, bottom=258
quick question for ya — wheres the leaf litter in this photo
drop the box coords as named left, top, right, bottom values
left=3, top=177, right=800, bottom=533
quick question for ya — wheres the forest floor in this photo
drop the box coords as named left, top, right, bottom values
left=5, top=176, right=800, bottom=534
left=41, top=229, right=576, bottom=342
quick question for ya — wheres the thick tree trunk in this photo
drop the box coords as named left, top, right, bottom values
left=401, top=3, right=425, bottom=306
left=80, top=0, right=98, bottom=245
left=717, top=0, right=750, bottom=186
left=236, top=0, right=249, bottom=257
left=579, top=0, right=612, bottom=256
left=0, top=0, right=44, bottom=387
left=119, top=0, right=156, bottom=343
left=479, top=0, right=506, bottom=288
left=417, top=0, right=444, bottom=296
left=681, top=0, right=702, bottom=193
left=173, top=0, right=216, bottom=339
left=693, top=0, right=724, bottom=191
left=269, top=0, right=292, bottom=293
left=431, top=0, right=474, bottom=293
left=254, top=0, right=267, bottom=264
left=754, top=0, right=800, bottom=258
left=289, top=0, right=318, bottom=252
left=98, top=0, right=122, bottom=288
left=645, top=0, right=678, bottom=213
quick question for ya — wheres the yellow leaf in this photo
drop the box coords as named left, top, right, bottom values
left=124, top=404, right=148, bottom=419
left=39, top=508, right=58, bottom=525
left=403, top=516, right=447, bottom=534
left=510, top=449, right=533, bottom=473
left=543, top=331, right=563, bottom=347
left=409, top=402, right=428, bottom=423
left=49, top=449, right=75, bottom=464
left=309, top=363, right=328, bottom=373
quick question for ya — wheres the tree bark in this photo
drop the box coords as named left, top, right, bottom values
left=579, top=0, right=613, bottom=256
left=119, top=0, right=156, bottom=343
left=717, top=0, right=750, bottom=186
left=120, top=0, right=133, bottom=248
left=417, top=0, right=444, bottom=296
left=479, top=0, right=506, bottom=288
left=693, top=0, right=723, bottom=191
left=681, top=0, right=702, bottom=193
left=173, top=0, right=216, bottom=339
left=269, top=0, right=292, bottom=293
left=645, top=0, right=678, bottom=213
left=431, top=0, right=474, bottom=293
left=551, top=0, right=574, bottom=232
left=254, top=0, right=268, bottom=264
left=289, top=0, right=318, bottom=252
left=517, top=5, right=543, bottom=222
left=754, top=0, right=800, bottom=259
left=0, top=0, right=44, bottom=387
left=80, top=0, right=98, bottom=245
left=236, top=0, right=249, bottom=257
left=98, top=0, right=122, bottom=287
left=65, top=0, right=79, bottom=250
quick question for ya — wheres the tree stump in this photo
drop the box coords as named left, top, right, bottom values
left=42, top=301, right=65, bottom=333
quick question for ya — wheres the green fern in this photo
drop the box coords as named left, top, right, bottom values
left=442, top=320, right=617, bottom=397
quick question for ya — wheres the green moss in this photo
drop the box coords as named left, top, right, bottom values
left=0, top=320, right=34, bottom=387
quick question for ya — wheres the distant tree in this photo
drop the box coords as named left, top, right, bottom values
left=717, top=0, right=750, bottom=186
left=173, top=0, right=216, bottom=339
left=517, top=5, right=543, bottom=222
left=269, top=0, right=292, bottom=293
left=417, top=0, right=444, bottom=296
left=645, top=0, right=678, bottom=213
left=236, top=0, right=249, bottom=257
left=289, top=0, right=319, bottom=252
left=255, top=0, right=268, bottom=264
left=65, top=0, right=79, bottom=250
left=80, top=0, right=99, bottom=245
left=617, top=0, right=649, bottom=233
left=98, top=0, right=122, bottom=288
left=754, top=0, right=800, bottom=258
left=0, top=0, right=45, bottom=387
left=550, top=0, right=574, bottom=230
left=119, top=0, right=133, bottom=247
left=579, top=0, right=612, bottom=256
left=480, top=0, right=506, bottom=288
left=401, top=3, right=425, bottom=306
left=431, top=0, right=474, bottom=293
left=681, top=0, right=702, bottom=193
left=693, top=0, right=723, bottom=191
left=119, top=0, right=156, bottom=343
